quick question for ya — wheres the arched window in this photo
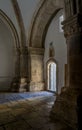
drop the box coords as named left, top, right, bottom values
left=47, top=59, right=57, bottom=93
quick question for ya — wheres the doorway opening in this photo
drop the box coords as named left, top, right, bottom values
left=47, top=61, right=57, bottom=92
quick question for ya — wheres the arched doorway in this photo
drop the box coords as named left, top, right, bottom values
left=47, top=60, right=57, bottom=93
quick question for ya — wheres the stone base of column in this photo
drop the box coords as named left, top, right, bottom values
left=50, top=87, right=79, bottom=130
left=10, top=77, right=20, bottom=92
left=19, top=78, right=29, bottom=92
left=29, top=81, right=44, bottom=91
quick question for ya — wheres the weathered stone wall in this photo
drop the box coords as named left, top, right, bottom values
left=28, top=48, right=44, bottom=91
left=44, top=10, right=67, bottom=93
left=31, top=55, right=43, bottom=82
left=51, top=1, right=82, bottom=129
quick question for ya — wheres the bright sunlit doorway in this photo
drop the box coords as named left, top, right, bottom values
left=47, top=60, right=57, bottom=93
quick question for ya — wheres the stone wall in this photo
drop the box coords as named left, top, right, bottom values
left=28, top=48, right=44, bottom=91
left=44, top=10, right=67, bottom=93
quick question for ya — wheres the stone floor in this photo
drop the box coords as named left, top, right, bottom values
left=0, top=91, right=74, bottom=130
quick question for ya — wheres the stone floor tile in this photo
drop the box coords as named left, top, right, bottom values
left=0, top=92, right=73, bottom=130
left=7, top=102, right=21, bottom=109
left=0, top=108, right=11, bottom=113
left=11, top=108, right=26, bottom=116
left=0, top=104, right=8, bottom=110
left=17, top=102, right=35, bottom=112
left=38, top=122, right=73, bottom=130
left=5, top=120, right=32, bottom=130
left=21, top=111, right=40, bottom=120
left=0, top=111, right=15, bottom=125
left=38, top=123, right=56, bottom=130
left=26, top=117, right=49, bottom=129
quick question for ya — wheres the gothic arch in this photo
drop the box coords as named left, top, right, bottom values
left=0, top=9, right=20, bottom=91
left=0, top=9, right=20, bottom=48
left=28, top=0, right=64, bottom=48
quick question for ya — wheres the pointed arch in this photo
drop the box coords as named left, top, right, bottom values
left=0, top=9, right=20, bottom=48
left=0, top=9, right=20, bottom=91
left=28, top=0, right=64, bottom=48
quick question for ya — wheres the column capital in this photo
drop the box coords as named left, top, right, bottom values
left=63, top=14, right=82, bottom=38
left=28, top=47, right=44, bottom=55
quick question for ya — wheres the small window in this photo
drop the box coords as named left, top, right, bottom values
left=59, top=15, right=64, bottom=32
left=47, top=61, right=57, bottom=92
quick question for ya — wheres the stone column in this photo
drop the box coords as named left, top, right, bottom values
left=64, top=64, right=68, bottom=87
left=28, top=47, right=44, bottom=91
left=51, top=3, right=82, bottom=130
left=19, top=46, right=28, bottom=92
left=11, top=0, right=29, bottom=92
left=11, top=47, right=20, bottom=92
left=64, top=14, right=82, bottom=89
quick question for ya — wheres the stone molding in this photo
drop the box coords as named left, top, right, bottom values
left=0, top=9, right=19, bottom=48
left=28, top=47, right=44, bottom=55
left=11, top=0, right=27, bottom=47
left=20, top=46, right=28, bottom=55
left=63, top=14, right=82, bottom=38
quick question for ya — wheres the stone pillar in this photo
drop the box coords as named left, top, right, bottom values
left=64, top=14, right=82, bottom=89
left=51, top=3, right=82, bottom=129
left=19, top=46, right=28, bottom=92
left=28, top=47, right=44, bottom=91
left=11, top=47, right=20, bottom=92
left=65, top=64, right=68, bottom=86
left=11, top=0, right=28, bottom=92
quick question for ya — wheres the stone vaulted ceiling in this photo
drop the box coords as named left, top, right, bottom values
left=28, top=0, right=64, bottom=48
left=0, top=0, right=64, bottom=48
left=0, top=0, right=40, bottom=40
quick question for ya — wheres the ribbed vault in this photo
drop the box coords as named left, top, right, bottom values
left=0, top=9, right=19, bottom=48
left=28, top=0, right=64, bottom=48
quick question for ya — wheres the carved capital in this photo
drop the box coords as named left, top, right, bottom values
left=28, top=47, right=44, bottom=55
left=63, top=14, right=82, bottom=38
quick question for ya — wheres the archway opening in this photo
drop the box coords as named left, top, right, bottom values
left=48, top=61, right=57, bottom=92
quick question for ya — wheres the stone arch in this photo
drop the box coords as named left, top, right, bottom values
left=0, top=9, right=20, bottom=48
left=0, top=9, right=20, bottom=91
left=28, top=0, right=64, bottom=48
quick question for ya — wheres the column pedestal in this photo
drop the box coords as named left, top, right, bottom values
left=51, top=87, right=78, bottom=129
left=19, top=78, right=28, bottom=92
